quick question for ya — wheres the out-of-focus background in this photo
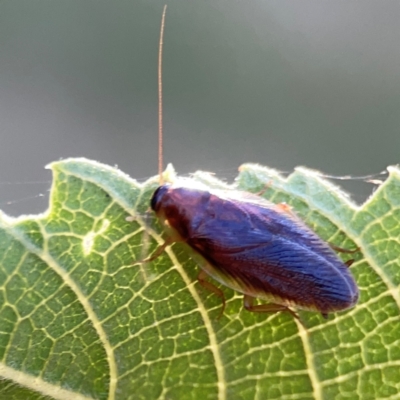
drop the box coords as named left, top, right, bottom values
left=1, top=0, right=399, bottom=215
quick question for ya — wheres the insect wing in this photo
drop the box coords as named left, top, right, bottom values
left=186, top=189, right=359, bottom=314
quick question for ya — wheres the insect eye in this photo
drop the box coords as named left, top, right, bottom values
left=150, top=185, right=170, bottom=211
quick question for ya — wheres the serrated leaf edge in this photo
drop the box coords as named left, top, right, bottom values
left=53, top=159, right=227, bottom=400
left=2, top=158, right=400, bottom=400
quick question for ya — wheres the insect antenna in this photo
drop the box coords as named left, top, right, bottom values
left=158, top=5, right=167, bottom=185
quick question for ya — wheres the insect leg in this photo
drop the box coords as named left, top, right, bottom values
left=141, top=237, right=174, bottom=263
left=329, top=244, right=359, bottom=268
left=253, top=179, right=273, bottom=197
left=197, top=270, right=226, bottom=318
left=330, top=244, right=359, bottom=254
left=243, top=295, right=300, bottom=321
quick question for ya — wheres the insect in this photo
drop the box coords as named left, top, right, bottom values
left=147, top=6, right=359, bottom=322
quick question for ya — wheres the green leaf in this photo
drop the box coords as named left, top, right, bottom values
left=0, top=158, right=399, bottom=400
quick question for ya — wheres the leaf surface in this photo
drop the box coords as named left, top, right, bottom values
left=0, top=158, right=399, bottom=400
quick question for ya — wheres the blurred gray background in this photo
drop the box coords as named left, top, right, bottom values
left=1, top=0, right=399, bottom=215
